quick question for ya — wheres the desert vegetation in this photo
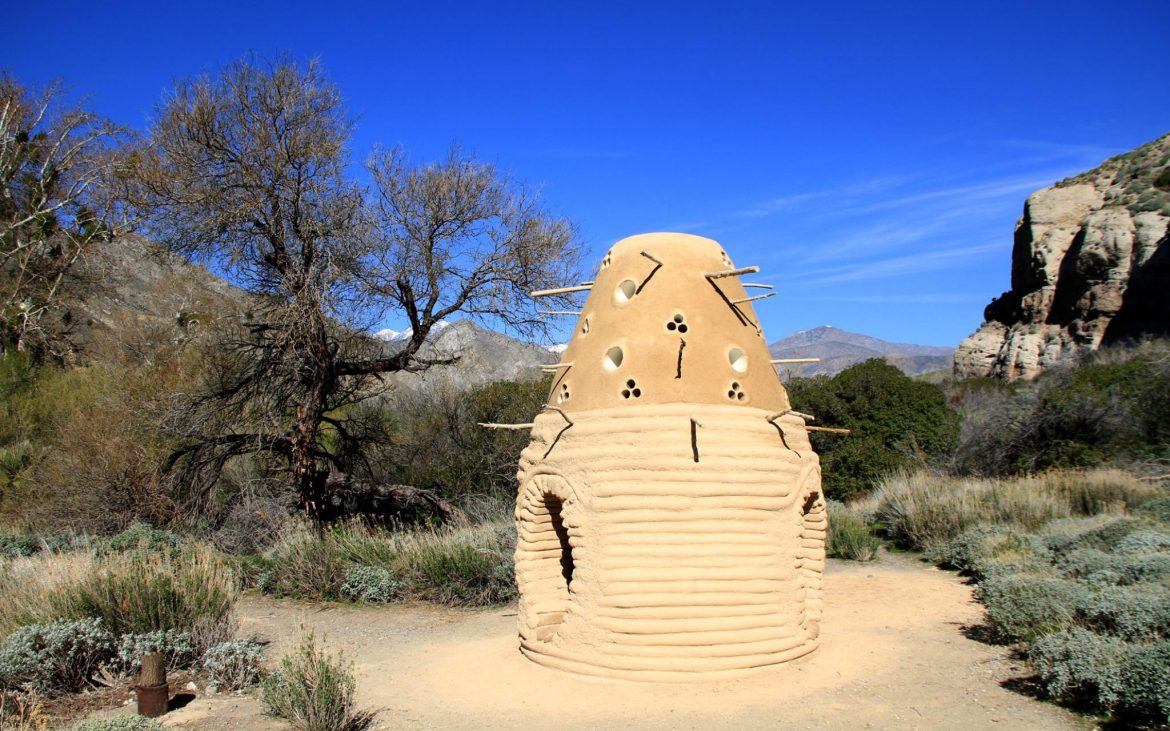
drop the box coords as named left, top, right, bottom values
left=1, top=49, right=1168, bottom=730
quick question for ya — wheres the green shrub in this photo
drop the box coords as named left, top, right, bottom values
left=260, top=633, right=372, bottom=731
left=114, top=629, right=195, bottom=673
left=1075, top=585, right=1170, bottom=640
left=927, top=526, right=1049, bottom=581
left=339, top=566, right=403, bottom=603
left=826, top=501, right=880, bottom=561
left=402, top=523, right=517, bottom=606
left=1114, top=530, right=1170, bottom=555
left=104, top=523, right=182, bottom=555
left=1120, top=640, right=1170, bottom=722
left=1031, top=628, right=1127, bottom=712
left=202, top=639, right=265, bottom=690
left=787, top=359, right=959, bottom=500
left=0, top=618, right=114, bottom=693
left=0, top=535, right=40, bottom=559
left=976, top=575, right=1084, bottom=643
left=70, top=716, right=167, bottom=730
left=1137, top=496, right=1170, bottom=524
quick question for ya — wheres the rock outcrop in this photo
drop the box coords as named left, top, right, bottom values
left=955, top=133, right=1170, bottom=380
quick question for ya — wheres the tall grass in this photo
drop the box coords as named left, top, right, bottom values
left=871, top=469, right=1161, bottom=551
left=260, top=518, right=516, bottom=607
left=826, top=501, right=880, bottom=561
left=0, top=543, right=238, bottom=653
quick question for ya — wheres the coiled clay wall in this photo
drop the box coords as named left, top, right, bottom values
left=515, top=233, right=824, bottom=681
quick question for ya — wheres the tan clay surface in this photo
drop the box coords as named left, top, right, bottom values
left=152, top=556, right=1090, bottom=730
left=516, top=233, right=824, bottom=679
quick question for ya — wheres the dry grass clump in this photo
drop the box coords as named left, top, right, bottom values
left=0, top=543, right=238, bottom=654
left=871, top=469, right=1161, bottom=551
left=258, top=518, right=516, bottom=607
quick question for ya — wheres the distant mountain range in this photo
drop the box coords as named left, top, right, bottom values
left=768, top=326, right=954, bottom=378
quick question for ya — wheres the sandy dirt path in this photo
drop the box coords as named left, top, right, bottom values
left=162, top=552, right=1091, bottom=730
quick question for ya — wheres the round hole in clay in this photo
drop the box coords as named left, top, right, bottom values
left=626, top=379, right=636, bottom=388
left=677, top=324, right=688, bottom=334
left=666, top=322, right=676, bottom=331
left=581, top=317, right=590, bottom=335
left=727, top=390, right=736, bottom=398
left=731, top=381, right=740, bottom=390
left=737, top=392, right=746, bottom=401
left=621, top=389, right=631, bottom=398
left=728, top=347, right=748, bottom=373
left=632, top=388, right=641, bottom=397
left=673, top=314, right=684, bottom=323
left=614, top=279, right=637, bottom=303
left=603, top=346, right=624, bottom=371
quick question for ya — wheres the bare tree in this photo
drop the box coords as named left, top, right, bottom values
left=0, top=76, right=127, bottom=356
left=129, top=56, right=582, bottom=523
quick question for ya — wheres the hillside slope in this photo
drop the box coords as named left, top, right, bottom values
left=954, top=133, right=1170, bottom=380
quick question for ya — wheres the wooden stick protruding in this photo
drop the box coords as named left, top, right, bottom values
left=531, top=284, right=593, bottom=297
left=743, top=283, right=774, bottom=289
left=806, top=426, right=851, bottom=435
left=731, top=292, right=776, bottom=305
left=705, top=266, right=760, bottom=280
left=539, top=362, right=573, bottom=372
left=478, top=422, right=535, bottom=430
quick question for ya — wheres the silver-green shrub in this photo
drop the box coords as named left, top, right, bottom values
left=0, top=618, right=114, bottom=693
left=202, top=639, right=265, bottom=690
left=114, top=629, right=195, bottom=673
left=976, top=575, right=1084, bottom=642
left=339, top=566, right=403, bottom=604
left=1031, top=628, right=1126, bottom=712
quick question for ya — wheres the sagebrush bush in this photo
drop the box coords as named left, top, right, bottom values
left=260, top=633, right=371, bottom=731
left=0, top=534, right=40, bottom=559
left=926, top=526, right=1050, bottom=580
left=202, top=639, right=265, bottom=690
left=825, top=501, right=879, bottom=561
left=976, top=575, right=1083, bottom=643
left=339, top=566, right=403, bottom=603
left=1031, top=628, right=1127, bottom=712
left=1137, top=496, right=1170, bottom=524
left=104, top=523, right=182, bottom=555
left=0, top=618, right=114, bottom=693
left=114, top=629, right=195, bottom=673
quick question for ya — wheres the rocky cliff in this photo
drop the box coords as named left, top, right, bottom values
left=954, top=133, right=1170, bottom=380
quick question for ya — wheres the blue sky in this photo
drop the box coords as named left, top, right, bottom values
left=7, top=1, right=1169, bottom=346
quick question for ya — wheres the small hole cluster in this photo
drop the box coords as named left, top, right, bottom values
left=557, top=382, right=571, bottom=404
left=621, top=379, right=642, bottom=399
left=601, top=250, right=613, bottom=269
left=665, top=313, right=689, bottom=334
left=727, top=381, right=746, bottom=402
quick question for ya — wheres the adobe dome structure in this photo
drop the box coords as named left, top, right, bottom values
left=514, top=232, right=825, bottom=681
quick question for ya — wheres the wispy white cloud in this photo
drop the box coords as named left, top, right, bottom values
left=797, top=293, right=989, bottom=304
left=737, top=177, right=906, bottom=218
left=796, top=241, right=1004, bottom=285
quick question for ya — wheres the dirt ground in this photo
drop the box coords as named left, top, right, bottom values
left=145, top=552, right=1092, bottom=730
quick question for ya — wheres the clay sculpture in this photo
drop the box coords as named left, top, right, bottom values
left=513, top=232, right=825, bottom=681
